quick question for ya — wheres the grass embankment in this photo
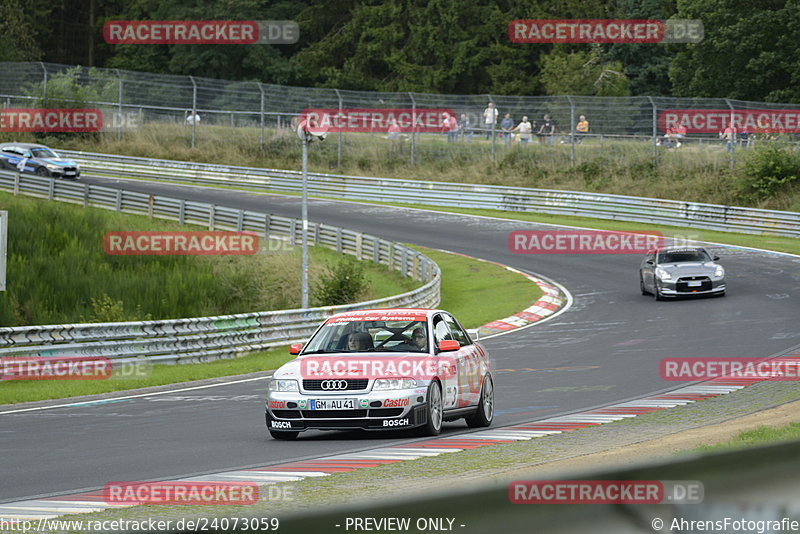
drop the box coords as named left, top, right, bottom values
left=0, top=190, right=418, bottom=326
left=0, top=238, right=542, bottom=404
left=691, top=423, right=800, bottom=453
left=7, top=122, right=800, bottom=212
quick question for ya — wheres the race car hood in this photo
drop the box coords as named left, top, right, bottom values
left=273, top=352, right=449, bottom=381
left=39, top=157, right=78, bottom=167
left=658, top=262, right=719, bottom=278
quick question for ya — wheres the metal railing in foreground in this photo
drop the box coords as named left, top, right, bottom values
left=0, top=170, right=440, bottom=364
left=64, top=149, right=800, bottom=238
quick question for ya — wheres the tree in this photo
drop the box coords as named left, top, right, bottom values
left=669, top=0, right=800, bottom=102
left=0, top=0, right=43, bottom=61
left=539, top=47, right=630, bottom=96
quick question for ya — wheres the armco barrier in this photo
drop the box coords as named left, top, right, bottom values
left=0, top=169, right=439, bottom=364
left=62, top=150, right=800, bottom=237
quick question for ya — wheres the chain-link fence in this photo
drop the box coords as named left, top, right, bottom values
left=1, top=62, right=798, bottom=170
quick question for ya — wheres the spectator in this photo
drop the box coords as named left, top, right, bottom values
left=574, top=115, right=589, bottom=143
left=500, top=113, right=514, bottom=147
left=186, top=111, right=201, bottom=125
left=720, top=126, right=737, bottom=152
left=483, top=102, right=498, bottom=139
left=442, top=112, right=458, bottom=143
left=538, top=114, right=556, bottom=144
left=460, top=113, right=473, bottom=142
left=511, top=116, right=533, bottom=145
left=387, top=118, right=402, bottom=152
left=674, top=124, right=687, bottom=148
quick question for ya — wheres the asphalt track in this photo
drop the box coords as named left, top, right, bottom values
left=3, top=175, right=799, bottom=503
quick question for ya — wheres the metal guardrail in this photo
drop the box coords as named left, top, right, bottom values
left=64, top=150, right=800, bottom=238
left=0, top=169, right=440, bottom=364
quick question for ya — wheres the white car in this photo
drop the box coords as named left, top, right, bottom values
left=265, top=308, right=494, bottom=439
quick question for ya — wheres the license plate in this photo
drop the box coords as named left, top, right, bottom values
left=310, top=398, right=356, bottom=410
left=687, top=281, right=702, bottom=287
left=65, top=171, right=76, bottom=175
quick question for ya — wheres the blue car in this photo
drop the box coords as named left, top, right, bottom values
left=0, top=143, right=81, bottom=179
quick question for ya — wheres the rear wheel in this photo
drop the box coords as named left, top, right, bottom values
left=465, top=375, right=494, bottom=428
left=640, top=274, right=648, bottom=295
left=416, top=380, right=443, bottom=436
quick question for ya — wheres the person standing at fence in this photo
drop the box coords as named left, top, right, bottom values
left=720, top=125, right=737, bottom=152
left=511, top=116, right=533, bottom=145
left=483, top=102, right=498, bottom=139
left=501, top=113, right=514, bottom=147
left=186, top=111, right=201, bottom=125
left=442, top=112, right=458, bottom=143
left=460, top=113, right=473, bottom=142
left=538, top=114, right=556, bottom=145
left=574, top=115, right=589, bottom=143
left=388, top=118, right=402, bottom=152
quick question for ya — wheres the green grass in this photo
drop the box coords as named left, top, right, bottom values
left=0, top=244, right=543, bottom=405
left=0, top=190, right=418, bottom=326
left=690, top=423, right=800, bottom=453
left=8, top=122, right=800, bottom=212
left=412, top=246, right=543, bottom=329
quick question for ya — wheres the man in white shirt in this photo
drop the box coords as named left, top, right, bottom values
left=483, top=102, right=498, bottom=139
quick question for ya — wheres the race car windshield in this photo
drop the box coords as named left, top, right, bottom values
left=30, top=148, right=59, bottom=159
left=302, top=320, right=429, bottom=354
left=658, top=250, right=710, bottom=263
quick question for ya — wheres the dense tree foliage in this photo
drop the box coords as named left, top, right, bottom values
left=6, top=0, right=798, bottom=102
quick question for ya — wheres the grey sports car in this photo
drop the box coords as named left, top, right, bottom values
left=0, top=143, right=81, bottom=179
left=640, top=246, right=726, bottom=300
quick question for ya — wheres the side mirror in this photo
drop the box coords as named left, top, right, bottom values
left=288, top=343, right=303, bottom=355
left=438, top=340, right=460, bottom=352
left=467, top=328, right=481, bottom=342
left=645, top=260, right=654, bottom=265
left=713, top=256, right=720, bottom=261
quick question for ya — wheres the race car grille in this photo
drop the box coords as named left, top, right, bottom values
left=367, top=408, right=405, bottom=417
left=302, top=379, right=369, bottom=391
left=676, top=276, right=712, bottom=292
left=301, top=409, right=368, bottom=418
left=271, top=410, right=301, bottom=419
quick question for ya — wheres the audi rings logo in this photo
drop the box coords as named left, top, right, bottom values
left=320, top=380, right=348, bottom=390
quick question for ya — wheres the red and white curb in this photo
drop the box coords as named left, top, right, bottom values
left=4, top=355, right=798, bottom=521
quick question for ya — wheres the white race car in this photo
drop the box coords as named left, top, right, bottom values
left=265, top=308, right=494, bottom=439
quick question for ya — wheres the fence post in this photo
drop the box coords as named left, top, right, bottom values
left=208, top=205, right=215, bottom=230
left=189, top=75, right=197, bottom=149
left=13, top=172, right=19, bottom=196
left=409, top=92, right=416, bottom=165
left=647, top=96, right=658, bottom=169
left=567, top=95, right=575, bottom=166
left=116, top=69, right=123, bottom=141
left=335, top=88, right=343, bottom=168
left=258, top=83, right=266, bottom=150
left=179, top=199, right=186, bottom=224
left=725, top=98, right=735, bottom=169
left=39, top=62, right=47, bottom=101
left=488, top=95, right=497, bottom=163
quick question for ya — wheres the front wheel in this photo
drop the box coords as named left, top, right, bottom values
left=416, top=380, right=443, bottom=436
left=654, top=281, right=664, bottom=301
left=465, top=375, right=494, bottom=428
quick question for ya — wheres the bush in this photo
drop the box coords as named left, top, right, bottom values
left=735, top=145, right=800, bottom=202
left=314, top=256, right=370, bottom=306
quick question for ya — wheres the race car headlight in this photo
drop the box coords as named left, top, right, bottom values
left=655, top=267, right=672, bottom=280
left=372, top=378, right=417, bottom=390
left=268, top=379, right=299, bottom=392
left=714, top=265, right=725, bottom=277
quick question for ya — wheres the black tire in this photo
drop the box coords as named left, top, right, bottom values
left=465, top=375, right=494, bottom=428
left=269, top=430, right=299, bottom=440
left=35, top=167, right=50, bottom=177
left=654, top=281, right=664, bottom=301
left=416, top=380, right=443, bottom=436
left=640, top=274, right=648, bottom=295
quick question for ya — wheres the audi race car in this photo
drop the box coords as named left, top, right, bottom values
left=640, top=246, right=726, bottom=300
left=0, top=143, right=81, bottom=179
left=265, top=308, right=494, bottom=439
